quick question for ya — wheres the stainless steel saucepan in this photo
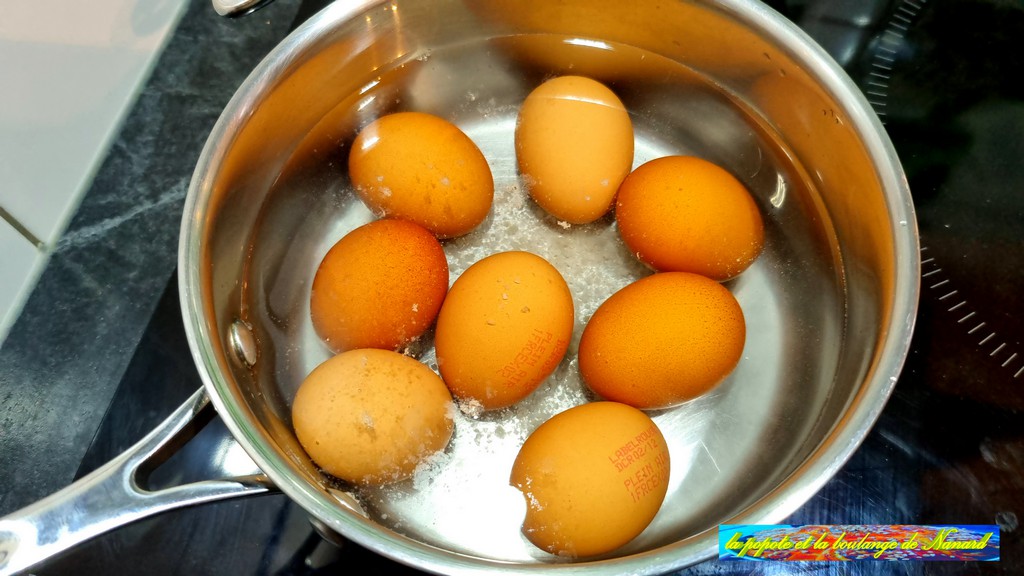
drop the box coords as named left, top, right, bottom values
left=0, top=0, right=919, bottom=574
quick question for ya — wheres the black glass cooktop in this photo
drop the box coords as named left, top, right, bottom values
left=33, top=0, right=1024, bottom=574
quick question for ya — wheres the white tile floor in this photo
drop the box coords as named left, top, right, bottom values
left=0, top=0, right=190, bottom=345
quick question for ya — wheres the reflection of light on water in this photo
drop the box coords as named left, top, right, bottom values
left=545, top=94, right=613, bottom=106
left=358, top=78, right=380, bottom=95
left=770, top=172, right=787, bottom=208
left=357, top=94, right=377, bottom=113
left=357, top=130, right=379, bottom=148
left=563, top=37, right=613, bottom=51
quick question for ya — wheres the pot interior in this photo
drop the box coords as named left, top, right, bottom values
left=181, top=0, right=917, bottom=572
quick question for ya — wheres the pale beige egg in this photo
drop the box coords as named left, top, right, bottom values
left=292, top=349, right=455, bottom=485
left=515, top=75, right=634, bottom=224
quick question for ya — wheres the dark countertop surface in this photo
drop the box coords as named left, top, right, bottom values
left=0, top=0, right=303, bottom=514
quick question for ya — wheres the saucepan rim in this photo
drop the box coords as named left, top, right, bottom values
left=178, top=0, right=920, bottom=573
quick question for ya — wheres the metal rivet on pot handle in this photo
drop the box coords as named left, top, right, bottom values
left=0, top=388, right=276, bottom=576
left=212, top=0, right=278, bottom=17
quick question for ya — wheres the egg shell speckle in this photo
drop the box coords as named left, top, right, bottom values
left=434, top=251, right=574, bottom=410
left=348, top=111, right=494, bottom=238
left=615, top=155, right=765, bottom=281
left=310, top=218, right=448, bottom=353
left=578, top=272, right=745, bottom=409
left=292, top=348, right=455, bottom=485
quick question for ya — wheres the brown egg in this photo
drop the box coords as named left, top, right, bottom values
left=515, top=75, right=634, bottom=224
left=348, top=111, right=494, bottom=238
left=292, top=348, right=455, bottom=485
left=578, top=272, right=745, bottom=409
left=434, top=251, right=574, bottom=410
left=310, top=218, right=448, bottom=353
left=615, top=155, right=765, bottom=281
left=510, top=402, right=671, bottom=558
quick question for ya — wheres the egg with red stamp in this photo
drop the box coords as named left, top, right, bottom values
left=433, top=251, right=574, bottom=411
left=510, top=401, right=671, bottom=558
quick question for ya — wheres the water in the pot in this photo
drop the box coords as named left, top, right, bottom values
left=241, top=32, right=843, bottom=561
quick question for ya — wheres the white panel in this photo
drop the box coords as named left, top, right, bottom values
left=0, top=0, right=189, bottom=247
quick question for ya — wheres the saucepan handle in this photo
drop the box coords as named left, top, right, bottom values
left=0, top=388, right=275, bottom=576
left=212, top=0, right=278, bottom=17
